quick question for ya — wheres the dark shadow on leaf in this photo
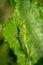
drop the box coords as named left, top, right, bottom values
left=35, top=57, right=43, bottom=65
left=8, top=48, right=17, bottom=62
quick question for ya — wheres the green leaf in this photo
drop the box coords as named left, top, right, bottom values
left=3, top=0, right=43, bottom=65
left=3, top=15, right=27, bottom=65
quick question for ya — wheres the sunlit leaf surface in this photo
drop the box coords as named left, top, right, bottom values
left=3, top=0, right=43, bottom=65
